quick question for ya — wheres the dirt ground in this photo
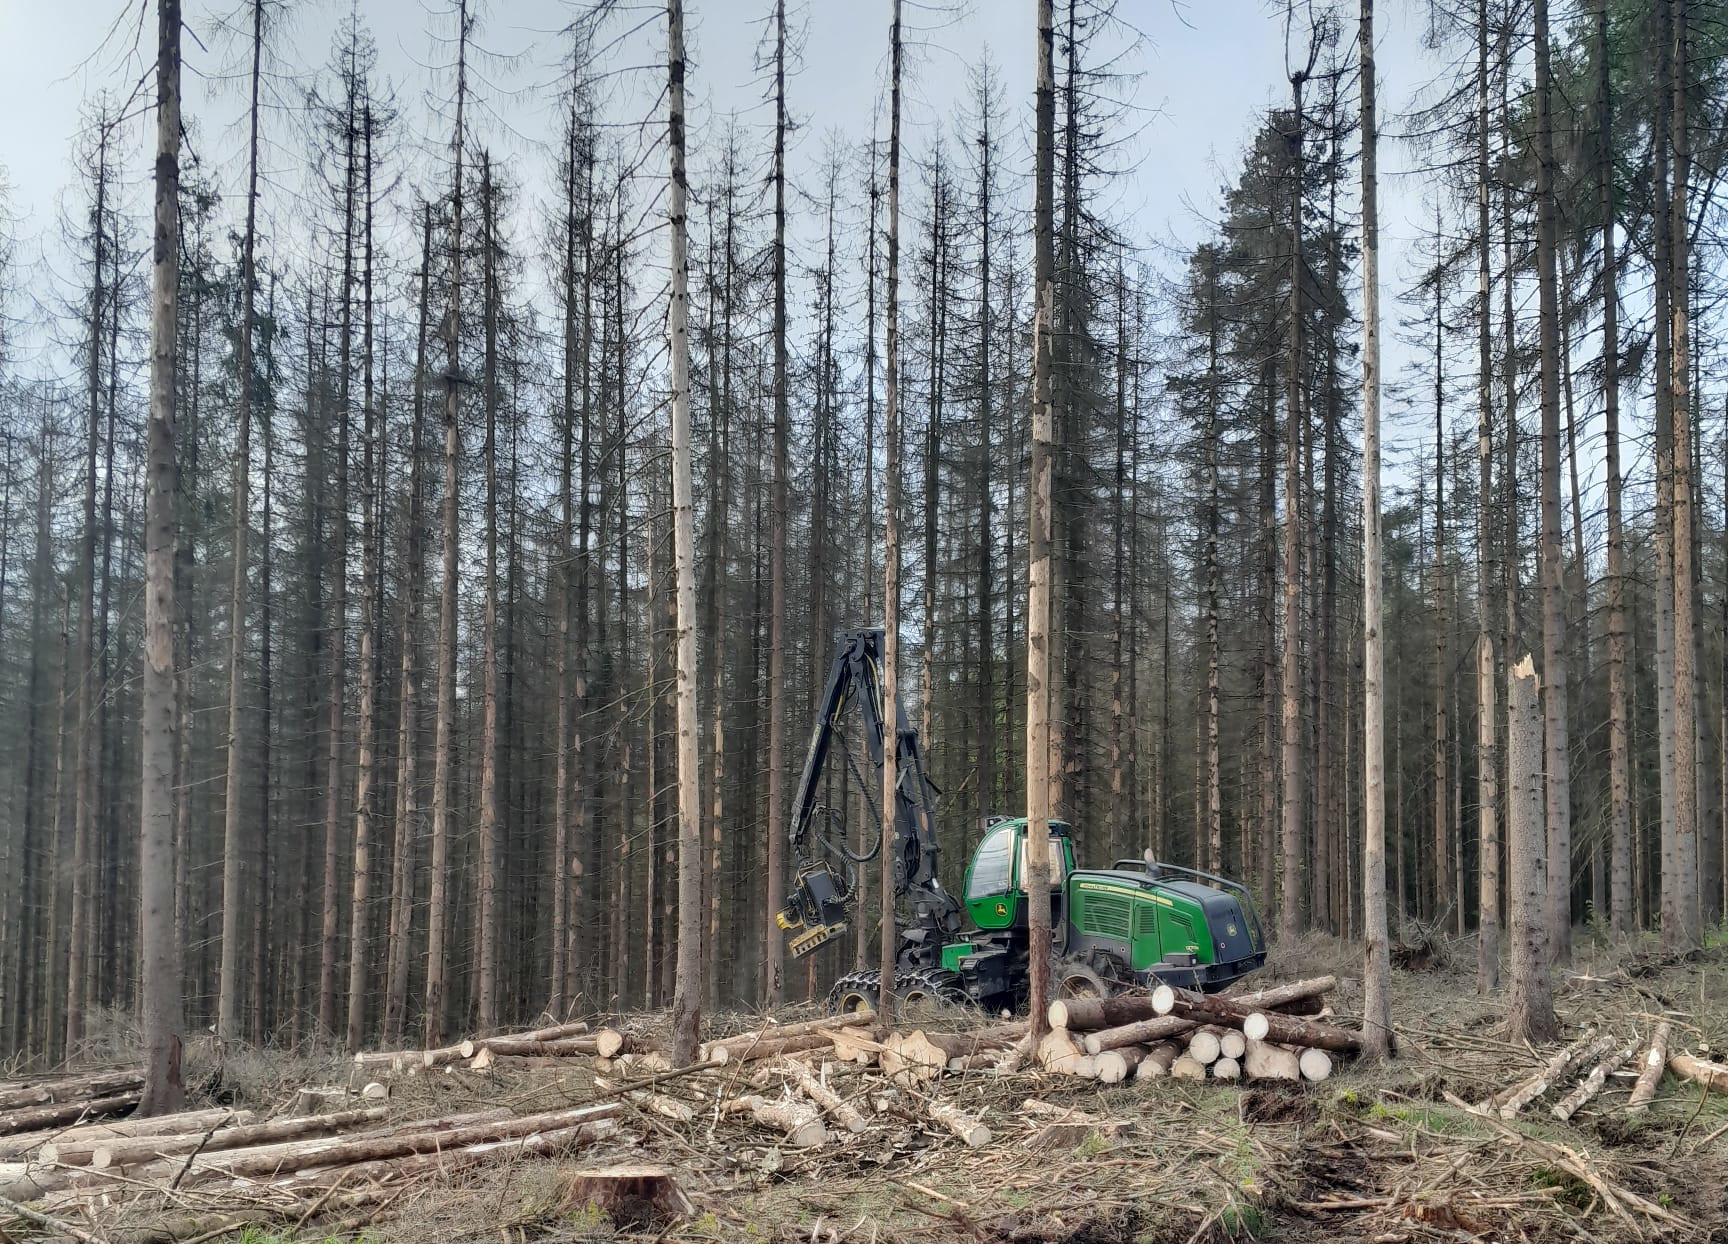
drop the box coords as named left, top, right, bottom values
left=33, top=931, right=1728, bottom=1244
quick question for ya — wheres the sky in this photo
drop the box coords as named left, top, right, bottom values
left=0, top=0, right=1446, bottom=459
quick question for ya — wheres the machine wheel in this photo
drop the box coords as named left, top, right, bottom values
left=896, top=966, right=969, bottom=1008
left=827, top=970, right=881, bottom=1014
left=826, top=967, right=969, bottom=1014
left=1053, top=959, right=1112, bottom=1000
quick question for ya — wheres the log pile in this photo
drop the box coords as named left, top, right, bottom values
left=0, top=1068, right=143, bottom=1139
left=1044, top=975, right=1351, bottom=1084
left=1465, top=1023, right=1680, bottom=1120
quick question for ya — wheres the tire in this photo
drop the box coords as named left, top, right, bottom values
left=1053, top=959, right=1112, bottom=1000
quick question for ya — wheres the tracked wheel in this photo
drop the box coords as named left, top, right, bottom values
left=895, top=966, right=969, bottom=1008
left=826, top=967, right=968, bottom=1014
left=826, top=970, right=881, bottom=1014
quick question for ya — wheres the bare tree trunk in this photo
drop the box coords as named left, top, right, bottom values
left=879, top=0, right=906, bottom=1029
left=1430, top=279, right=1450, bottom=931
left=476, top=153, right=502, bottom=1034
left=424, top=1, right=470, bottom=1048
left=1359, top=0, right=1391, bottom=1061
left=1279, top=56, right=1309, bottom=942
left=763, top=0, right=788, bottom=1011
left=383, top=206, right=433, bottom=1048
left=346, top=98, right=380, bottom=1052
left=1474, top=0, right=1500, bottom=987
left=1532, top=0, right=1572, bottom=964
left=1507, top=656, right=1555, bottom=1044
left=217, top=0, right=264, bottom=1045
left=1025, top=0, right=1056, bottom=1041
left=1203, top=253, right=1222, bottom=877
left=666, top=0, right=702, bottom=1067
left=320, top=66, right=358, bottom=1039
left=1598, top=0, right=1631, bottom=939
left=1668, top=0, right=1700, bottom=950
left=139, top=0, right=184, bottom=1116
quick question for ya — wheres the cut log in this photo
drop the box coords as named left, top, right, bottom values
left=1242, top=1041, right=1301, bottom=1082
left=1237, top=1010, right=1361, bottom=1054
left=45, top=1108, right=389, bottom=1170
left=555, top=1164, right=693, bottom=1229
left=1093, top=1046, right=1148, bottom=1085
left=1036, top=1028, right=1086, bottom=1075
left=0, top=1072, right=143, bottom=1113
left=1170, top=1056, right=1207, bottom=1080
left=0, top=1107, right=254, bottom=1162
left=1211, top=1056, right=1241, bottom=1081
left=472, top=1034, right=599, bottom=1059
left=359, top=1081, right=389, bottom=1101
left=1298, top=1049, right=1333, bottom=1082
left=1159, top=984, right=1360, bottom=1056
left=594, top=1028, right=628, bottom=1059
left=728, top=1095, right=828, bottom=1148
left=0, top=1094, right=140, bottom=1137
left=508, top=1019, right=591, bottom=1042
left=1187, top=1029, right=1222, bottom=1066
left=1048, top=994, right=1158, bottom=1032
left=258, top=1118, right=619, bottom=1193
left=1669, top=1053, right=1728, bottom=1096
left=923, top=1099, right=991, bottom=1147
left=1082, top=1016, right=1196, bottom=1056
left=1070, top=1055, right=1099, bottom=1080
left=1498, top=1033, right=1614, bottom=1119
left=127, top=1103, right=622, bottom=1186
left=828, top=1025, right=884, bottom=1066
left=1552, top=1045, right=1636, bottom=1121
left=781, top=1062, right=868, bottom=1134
left=418, top=1040, right=478, bottom=1069
left=1485, top=1028, right=1599, bottom=1111
left=1133, top=1042, right=1181, bottom=1082
left=703, top=1032, right=832, bottom=1067
left=1218, top=1030, right=1247, bottom=1061
left=1223, top=975, right=1336, bottom=1015
left=1627, top=1022, right=1672, bottom=1113
left=915, top=1023, right=1026, bottom=1061
left=706, top=1012, right=875, bottom=1056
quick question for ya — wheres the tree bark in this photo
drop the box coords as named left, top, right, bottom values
left=1667, top=0, right=1701, bottom=950
left=1358, top=0, right=1392, bottom=1061
left=1507, top=655, right=1555, bottom=1044
left=1025, top=0, right=1057, bottom=1045
left=1532, top=0, right=1572, bottom=965
left=139, top=0, right=184, bottom=1116
left=666, top=0, right=702, bottom=1068
left=424, top=1, right=469, bottom=1048
left=763, top=0, right=789, bottom=1011
left=217, top=0, right=264, bottom=1046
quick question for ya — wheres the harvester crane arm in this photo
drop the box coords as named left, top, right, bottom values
left=776, top=627, right=962, bottom=962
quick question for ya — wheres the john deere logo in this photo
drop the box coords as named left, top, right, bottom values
left=1226, top=922, right=1238, bottom=937
left=995, top=902, right=1008, bottom=917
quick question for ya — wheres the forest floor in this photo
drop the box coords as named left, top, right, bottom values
left=16, top=931, right=1728, bottom=1244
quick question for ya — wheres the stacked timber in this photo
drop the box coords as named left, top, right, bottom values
left=1044, top=975, right=1350, bottom=1083
left=0, top=1069, right=143, bottom=1138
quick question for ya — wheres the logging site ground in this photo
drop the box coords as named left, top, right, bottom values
left=6, top=933, right=1728, bottom=1244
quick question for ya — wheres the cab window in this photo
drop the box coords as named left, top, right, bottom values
left=1018, top=830, right=1067, bottom=890
left=967, top=825, right=1014, bottom=899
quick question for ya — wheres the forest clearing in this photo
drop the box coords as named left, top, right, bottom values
left=3, top=935, right=1727, bottom=1242
left=6, top=0, right=1728, bottom=1237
